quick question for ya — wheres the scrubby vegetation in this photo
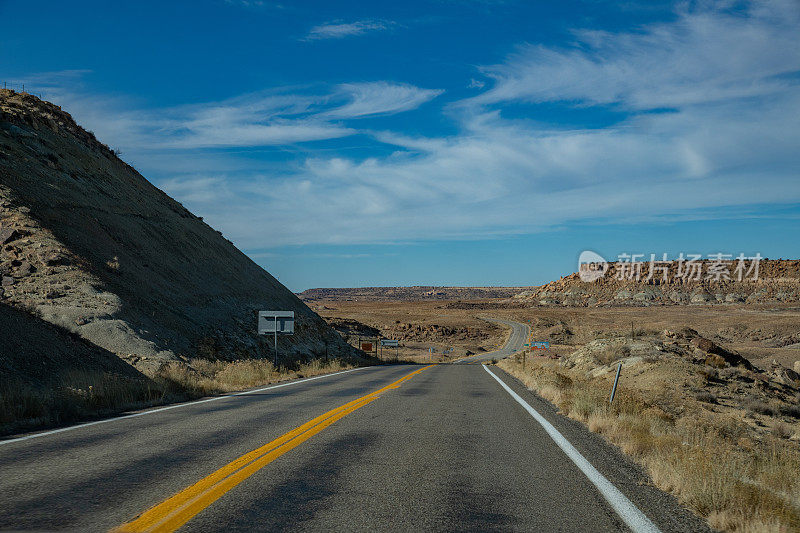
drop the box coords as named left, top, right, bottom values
left=0, top=357, right=353, bottom=437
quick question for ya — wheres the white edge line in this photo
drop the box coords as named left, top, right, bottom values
left=483, top=365, right=661, bottom=533
left=0, top=366, right=373, bottom=446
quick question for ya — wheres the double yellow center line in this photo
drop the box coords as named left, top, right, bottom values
left=116, top=365, right=432, bottom=533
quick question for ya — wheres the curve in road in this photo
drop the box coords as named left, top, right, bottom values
left=456, top=317, right=530, bottom=364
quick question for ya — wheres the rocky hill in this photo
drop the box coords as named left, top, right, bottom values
left=298, top=285, right=530, bottom=302
left=518, top=259, right=800, bottom=307
left=0, top=89, right=357, bottom=385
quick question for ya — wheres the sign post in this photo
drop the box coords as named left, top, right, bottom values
left=380, top=339, right=399, bottom=363
left=258, top=311, right=295, bottom=365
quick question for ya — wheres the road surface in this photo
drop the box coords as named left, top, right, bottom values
left=0, top=320, right=708, bottom=532
left=456, top=318, right=530, bottom=364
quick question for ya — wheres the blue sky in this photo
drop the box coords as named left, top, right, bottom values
left=2, top=0, right=799, bottom=291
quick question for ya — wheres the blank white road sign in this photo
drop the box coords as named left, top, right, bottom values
left=258, top=311, right=295, bottom=334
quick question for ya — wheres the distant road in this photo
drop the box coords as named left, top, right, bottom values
left=0, top=319, right=708, bottom=532
left=456, top=317, right=530, bottom=364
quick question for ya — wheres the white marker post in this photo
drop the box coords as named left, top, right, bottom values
left=609, top=362, right=622, bottom=403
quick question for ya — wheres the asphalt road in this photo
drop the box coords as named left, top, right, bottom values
left=0, top=320, right=709, bottom=532
left=456, top=318, right=531, bottom=364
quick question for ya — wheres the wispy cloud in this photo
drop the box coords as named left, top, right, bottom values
left=471, top=0, right=800, bottom=109
left=324, top=82, right=443, bottom=118
left=35, top=82, right=440, bottom=152
left=223, top=0, right=282, bottom=9
left=159, top=1, right=800, bottom=248
left=19, top=1, right=800, bottom=251
left=173, top=91, right=800, bottom=248
left=303, top=19, right=392, bottom=41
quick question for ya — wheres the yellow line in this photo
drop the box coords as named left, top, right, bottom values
left=116, top=365, right=433, bottom=533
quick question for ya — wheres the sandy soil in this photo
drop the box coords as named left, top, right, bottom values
left=309, top=299, right=510, bottom=363
left=313, top=299, right=800, bottom=371
left=495, top=304, right=800, bottom=371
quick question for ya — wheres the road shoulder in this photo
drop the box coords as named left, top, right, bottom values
left=486, top=364, right=712, bottom=533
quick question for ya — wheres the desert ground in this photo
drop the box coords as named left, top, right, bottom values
left=308, top=299, right=511, bottom=363
left=310, top=298, right=800, bottom=370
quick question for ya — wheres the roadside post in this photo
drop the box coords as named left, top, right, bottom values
left=258, top=311, right=295, bottom=365
left=609, top=362, right=623, bottom=403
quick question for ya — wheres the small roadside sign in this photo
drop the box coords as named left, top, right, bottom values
left=380, top=339, right=399, bottom=347
left=258, top=311, right=295, bottom=334
left=531, top=341, right=550, bottom=350
left=361, top=342, right=373, bottom=352
left=258, top=310, right=295, bottom=365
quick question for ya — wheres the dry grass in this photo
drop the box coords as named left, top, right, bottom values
left=499, top=357, right=800, bottom=532
left=155, top=357, right=351, bottom=395
left=0, top=357, right=354, bottom=436
left=0, top=372, right=172, bottom=435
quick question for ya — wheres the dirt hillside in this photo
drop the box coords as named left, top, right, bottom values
left=0, top=89, right=356, bottom=383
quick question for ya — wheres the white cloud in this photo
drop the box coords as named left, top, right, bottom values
left=18, top=1, right=800, bottom=251
left=40, top=85, right=439, bottom=151
left=158, top=176, right=233, bottom=203
left=155, top=1, right=800, bottom=248
left=303, top=19, right=391, bottom=41
left=472, top=0, right=800, bottom=110
left=178, top=90, right=800, bottom=248
left=323, top=82, right=443, bottom=118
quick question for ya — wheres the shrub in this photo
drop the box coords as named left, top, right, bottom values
left=743, top=397, right=779, bottom=416
left=696, top=391, right=718, bottom=404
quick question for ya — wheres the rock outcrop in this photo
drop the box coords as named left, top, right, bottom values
left=518, top=260, right=800, bottom=307
left=298, top=286, right=529, bottom=302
